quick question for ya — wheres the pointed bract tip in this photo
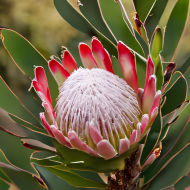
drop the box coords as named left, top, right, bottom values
left=23, top=142, right=33, bottom=149
left=130, top=130, right=137, bottom=145
left=142, top=153, right=157, bottom=168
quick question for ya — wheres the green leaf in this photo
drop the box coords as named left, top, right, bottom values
left=54, top=0, right=118, bottom=58
left=174, top=176, right=190, bottom=190
left=31, top=152, right=64, bottom=167
left=140, top=108, right=162, bottom=165
left=79, top=0, right=116, bottom=44
left=7, top=114, right=55, bottom=148
left=134, top=31, right=149, bottom=58
left=52, top=139, right=139, bottom=173
left=0, top=28, right=58, bottom=107
left=162, top=62, right=177, bottom=89
left=53, top=0, right=93, bottom=34
left=163, top=71, right=182, bottom=94
left=150, top=28, right=164, bottom=90
left=180, top=56, right=190, bottom=75
left=111, top=56, right=123, bottom=79
left=0, top=77, right=42, bottom=128
left=133, top=0, right=156, bottom=22
left=151, top=28, right=163, bottom=58
left=0, top=130, right=35, bottom=173
left=142, top=104, right=190, bottom=185
left=159, top=124, right=170, bottom=141
left=180, top=58, right=190, bottom=99
left=154, top=55, right=163, bottom=90
left=31, top=157, right=63, bottom=167
left=162, top=72, right=187, bottom=116
left=79, top=0, right=119, bottom=57
left=8, top=114, right=46, bottom=133
left=146, top=144, right=190, bottom=190
left=0, top=162, right=46, bottom=190
left=71, top=170, right=105, bottom=185
left=135, top=54, right=147, bottom=88
left=145, top=0, right=169, bottom=40
left=35, top=160, right=105, bottom=190
left=33, top=163, right=85, bottom=190
left=0, top=150, right=45, bottom=190
left=0, top=178, right=10, bottom=189
left=161, top=0, right=189, bottom=62
left=0, top=110, right=54, bottom=148
left=98, top=0, right=145, bottom=57
left=185, top=69, right=190, bottom=100
left=44, top=167, right=107, bottom=189
left=0, top=168, right=11, bottom=185
left=162, top=62, right=170, bottom=72
left=22, top=139, right=56, bottom=152
left=162, top=100, right=189, bottom=127
left=31, top=151, right=57, bottom=159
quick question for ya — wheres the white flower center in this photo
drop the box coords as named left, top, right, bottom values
left=56, top=68, right=141, bottom=143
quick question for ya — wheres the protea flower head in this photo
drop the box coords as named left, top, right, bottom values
left=32, top=37, right=161, bottom=160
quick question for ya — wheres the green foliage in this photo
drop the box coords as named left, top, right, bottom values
left=97, top=0, right=144, bottom=56
left=150, top=27, right=163, bottom=90
left=140, top=108, right=162, bottom=165
left=161, top=72, right=187, bottom=116
left=133, top=0, right=155, bottom=22
left=141, top=104, right=190, bottom=185
left=161, top=0, right=189, bottom=62
left=174, top=176, right=190, bottom=190
left=147, top=145, right=190, bottom=190
left=0, top=0, right=190, bottom=189
left=1, top=29, right=58, bottom=107
left=144, top=0, right=169, bottom=40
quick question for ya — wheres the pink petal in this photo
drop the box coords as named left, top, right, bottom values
left=79, top=43, right=97, bottom=69
left=68, top=131, right=87, bottom=152
left=97, top=140, right=116, bottom=159
left=48, top=59, right=70, bottom=86
left=130, top=130, right=137, bottom=145
left=86, top=146, right=99, bottom=157
left=42, top=102, right=55, bottom=123
left=91, top=37, right=114, bottom=73
left=150, top=107, right=158, bottom=124
left=117, top=41, right=138, bottom=94
left=35, top=66, right=48, bottom=93
left=144, top=55, right=155, bottom=90
left=137, top=88, right=144, bottom=109
left=62, top=50, right=77, bottom=74
left=142, top=153, right=156, bottom=168
left=142, top=75, right=156, bottom=114
left=141, top=114, right=149, bottom=134
left=119, top=138, right=130, bottom=155
left=136, top=123, right=141, bottom=142
left=51, top=125, right=72, bottom=148
left=149, top=90, right=161, bottom=117
left=89, top=125, right=103, bottom=145
left=40, top=112, right=54, bottom=137
left=33, top=67, right=52, bottom=105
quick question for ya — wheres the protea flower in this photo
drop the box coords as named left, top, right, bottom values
left=0, top=0, right=189, bottom=189
left=32, top=37, right=161, bottom=161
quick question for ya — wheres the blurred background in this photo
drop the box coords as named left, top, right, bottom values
left=0, top=0, right=189, bottom=189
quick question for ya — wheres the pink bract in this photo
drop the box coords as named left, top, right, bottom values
left=32, top=38, right=161, bottom=160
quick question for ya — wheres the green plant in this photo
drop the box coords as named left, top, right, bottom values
left=0, top=0, right=189, bottom=189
